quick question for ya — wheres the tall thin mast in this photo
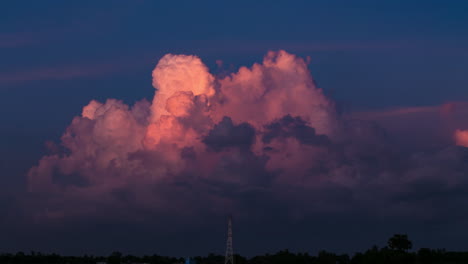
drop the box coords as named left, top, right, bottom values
left=224, top=215, right=234, bottom=264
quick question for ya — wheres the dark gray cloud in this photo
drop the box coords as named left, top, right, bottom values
left=263, top=115, right=330, bottom=146
left=203, top=117, right=256, bottom=152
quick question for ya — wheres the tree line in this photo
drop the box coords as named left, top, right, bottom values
left=1, top=234, right=468, bottom=264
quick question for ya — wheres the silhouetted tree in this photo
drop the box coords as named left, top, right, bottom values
left=108, top=251, right=122, bottom=264
left=388, top=234, right=412, bottom=252
left=7, top=240, right=468, bottom=264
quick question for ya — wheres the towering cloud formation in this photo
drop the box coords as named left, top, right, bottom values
left=214, top=51, right=337, bottom=135
left=28, top=51, right=468, bottom=224
left=151, top=54, right=215, bottom=121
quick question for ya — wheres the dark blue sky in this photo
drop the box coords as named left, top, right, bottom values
left=1, top=0, right=468, bottom=257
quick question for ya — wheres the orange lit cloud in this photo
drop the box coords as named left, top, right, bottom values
left=26, top=50, right=340, bottom=219
left=455, top=129, right=468, bottom=147
left=150, top=54, right=215, bottom=122
left=27, top=50, right=468, bottom=222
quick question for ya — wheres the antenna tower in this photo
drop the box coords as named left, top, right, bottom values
left=224, top=215, right=234, bottom=264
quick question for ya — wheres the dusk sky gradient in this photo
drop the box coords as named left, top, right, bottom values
left=1, top=0, right=468, bottom=257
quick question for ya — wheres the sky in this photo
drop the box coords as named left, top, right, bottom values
left=1, top=0, right=468, bottom=257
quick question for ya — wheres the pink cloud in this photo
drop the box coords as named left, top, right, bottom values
left=348, top=102, right=468, bottom=150
left=26, top=50, right=338, bottom=219
left=215, top=50, right=337, bottom=135
left=455, top=129, right=468, bottom=147
left=27, top=50, right=468, bottom=223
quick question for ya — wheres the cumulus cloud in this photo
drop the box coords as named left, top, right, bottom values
left=350, top=102, right=468, bottom=151
left=27, top=50, right=468, bottom=228
left=455, top=129, right=468, bottom=147
left=151, top=54, right=215, bottom=121
left=214, top=50, right=337, bottom=136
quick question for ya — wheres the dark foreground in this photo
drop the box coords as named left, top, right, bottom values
left=1, top=234, right=468, bottom=264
